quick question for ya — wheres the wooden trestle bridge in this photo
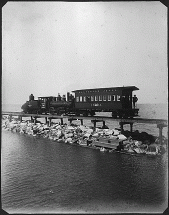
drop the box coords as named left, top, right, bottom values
left=2, top=111, right=168, bottom=144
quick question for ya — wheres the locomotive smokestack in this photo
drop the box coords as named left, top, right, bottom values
left=62, top=94, right=66, bottom=101
left=67, top=92, right=70, bottom=101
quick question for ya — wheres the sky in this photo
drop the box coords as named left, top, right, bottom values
left=2, top=1, right=168, bottom=105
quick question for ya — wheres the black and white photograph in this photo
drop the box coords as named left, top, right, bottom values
left=2, top=1, right=168, bottom=214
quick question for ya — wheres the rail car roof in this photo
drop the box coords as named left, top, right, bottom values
left=38, top=96, right=56, bottom=98
left=72, top=86, right=139, bottom=93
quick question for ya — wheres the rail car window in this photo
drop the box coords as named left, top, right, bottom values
left=95, top=95, right=98, bottom=101
left=108, top=95, right=111, bottom=101
left=112, top=95, right=115, bottom=101
left=80, top=96, right=83, bottom=102
left=117, top=95, right=121, bottom=101
left=84, top=96, right=86, bottom=102
left=76, top=96, right=79, bottom=102
left=86, top=96, right=90, bottom=102
left=99, top=95, right=102, bottom=101
left=103, top=95, right=106, bottom=101
left=91, top=96, right=94, bottom=101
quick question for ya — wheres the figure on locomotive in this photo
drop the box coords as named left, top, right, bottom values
left=21, top=86, right=139, bottom=118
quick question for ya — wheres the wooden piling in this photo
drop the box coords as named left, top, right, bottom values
left=92, top=120, right=96, bottom=128
left=18, top=115, right=22, bottom=122
left=130, top=123, right=133, bottom=133
left=157, top=123, right=167, bottom=144
left=49, top=118, right=52, bottom=127
left=9, top=114, right=12, bottom=122
left=33, top=117, right=37, bottom=125
left=119, top=121, right=133, bottom=133
left=119, top=122, right=124, bottom=132
left=91, top=119, right=106, bottom=130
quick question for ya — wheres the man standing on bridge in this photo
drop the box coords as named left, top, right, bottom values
left=133, top=95, right=138, bottom=108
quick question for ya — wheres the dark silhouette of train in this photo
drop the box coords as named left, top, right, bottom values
left=21, top=86, right=139, bottom=118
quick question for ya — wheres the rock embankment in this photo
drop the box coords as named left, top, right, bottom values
left=2, top=116, right=167, bottom=155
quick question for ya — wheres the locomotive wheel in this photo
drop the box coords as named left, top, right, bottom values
left=56, top=110, right=62, bottom=116
left=118, top=114, right=122, bottom=119
left=83, top=111, right=88, bottom=117
left=76, top=111, right=80, bottom=116
left=123, top=113, right=130, bottom=119
left=49, top=107, right=55, bottom=115
left=90, top=111, right=95, bottom=117
left=111, top=112, right=117, bottom=118
left=37, top=110, right=42, bottom=114
left=112, top=115, right=117, bottom=119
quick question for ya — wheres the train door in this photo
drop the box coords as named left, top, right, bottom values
left=121, top=91, right=132, bottom=109
left=121, top=95, right=129, bottom=109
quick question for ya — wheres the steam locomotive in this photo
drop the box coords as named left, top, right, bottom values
left=21, top=86, right=139, bottom=118
left=21, top=93, right=75, bottom=115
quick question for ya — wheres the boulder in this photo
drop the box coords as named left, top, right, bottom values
left=105, top=129, right=114, bottom=136
left=117, top=134, right=127, bottom=140
left=83, top=133, right=91, bottom=138
left=112, top=129, right=120, bottom=136
left=92, top=132, right=99, bottom=138
left=65, top=137, right=73, bottom=144
left=67, top=126, right=75, bottom=130
left=109, top=135, right=118, bottom=140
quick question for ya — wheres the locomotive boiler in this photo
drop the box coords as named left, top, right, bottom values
left=21, top=93, right=75, bottom=115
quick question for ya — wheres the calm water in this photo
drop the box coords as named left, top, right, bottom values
left=1, top=103, right=168, bottom=213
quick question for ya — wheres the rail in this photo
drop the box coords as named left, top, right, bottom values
left=1, top=111, right=167, bottom=125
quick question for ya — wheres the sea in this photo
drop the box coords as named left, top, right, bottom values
left=1, top=103, right=168, bottom=213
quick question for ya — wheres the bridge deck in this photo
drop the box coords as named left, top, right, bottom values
left=2, top=111, right=167, bottom=125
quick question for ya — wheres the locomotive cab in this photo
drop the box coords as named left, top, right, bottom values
left=49, top=93, right=75, bottom=115
left=38, top=96, right=56, bottom=114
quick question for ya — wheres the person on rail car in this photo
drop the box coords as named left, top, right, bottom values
left=29, top=94, right=34, bottom=101
left=133, top=95, right=138, bottom=108
left=57, top=93, right=61, bottom=101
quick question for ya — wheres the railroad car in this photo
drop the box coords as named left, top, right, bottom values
left=72, top=86, right=139, bottom=118
left=21, top=86, right=139, bottom=118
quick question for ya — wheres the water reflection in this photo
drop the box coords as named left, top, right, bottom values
left=1, top=131, right=168, bottom=213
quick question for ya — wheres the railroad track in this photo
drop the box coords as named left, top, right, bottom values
left=2, top=111, right=167, bottom=125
